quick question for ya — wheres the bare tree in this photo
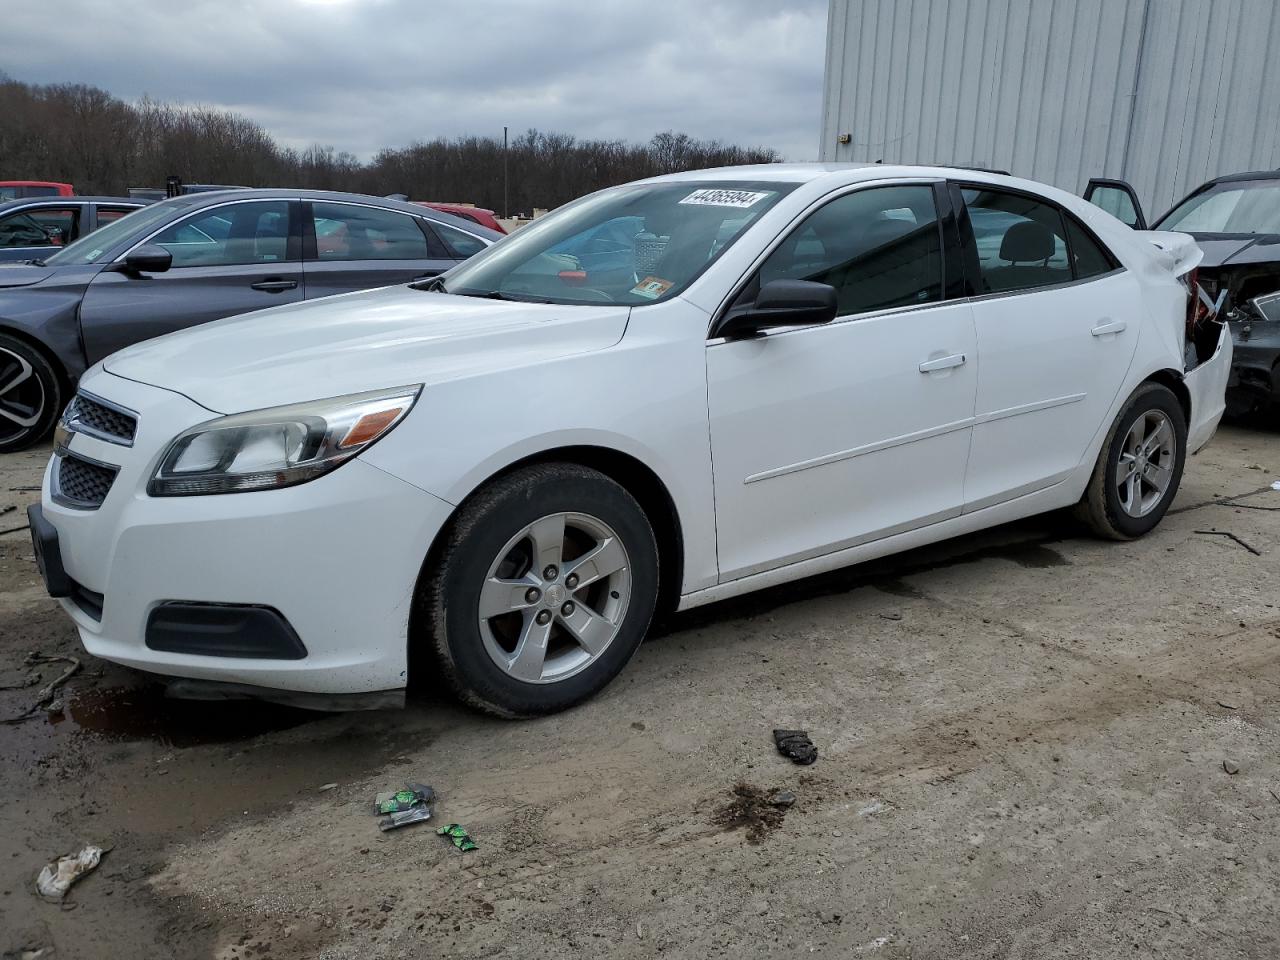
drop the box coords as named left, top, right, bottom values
left=0, top=77, right=781, bottom=206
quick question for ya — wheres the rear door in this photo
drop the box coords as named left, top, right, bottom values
left=302, top=201, right=454, bottom=299
left=957, top=183, right=1142, bottom=511
left=79, top=199, right=302, bottom=364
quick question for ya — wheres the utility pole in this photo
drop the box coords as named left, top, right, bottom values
left=503, top=125, right=509, bottom=219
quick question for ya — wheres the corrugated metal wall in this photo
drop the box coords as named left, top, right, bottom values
left=820, top=0, right=1280, bottom=217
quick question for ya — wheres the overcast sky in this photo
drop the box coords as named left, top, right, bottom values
left=5, top=0, right=828, bottom=161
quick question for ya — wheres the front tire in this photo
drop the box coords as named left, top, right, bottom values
left=422, top=463, right=659, bottom=718
left=1076, top=382, right=1186, bottom=540
left=0, top=334, right=61, bottom=453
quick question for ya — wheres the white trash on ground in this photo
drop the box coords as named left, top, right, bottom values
left=36, top=845, right=106, bottom=901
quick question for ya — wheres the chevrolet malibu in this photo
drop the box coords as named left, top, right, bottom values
left=30, top=164, right=1231, bottom=717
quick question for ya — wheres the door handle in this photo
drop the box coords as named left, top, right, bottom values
left=1090, top=320, right=1127, bottom=337
left=250, top=278, right=299, bottom=293
left=918, top=354, right=967, bottom=373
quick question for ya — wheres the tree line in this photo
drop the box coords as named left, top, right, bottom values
left=0, top=76, right=781, bottom=213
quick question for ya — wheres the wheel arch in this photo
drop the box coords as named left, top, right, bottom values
left=1142, top=367, right=1191, bottom=424
left=407, top=444, right=687, bottom=690
left=0, top=322, right=72, bottom=394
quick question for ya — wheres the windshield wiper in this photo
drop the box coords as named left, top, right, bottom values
left=453, top=288, right=552, bottom=304
left=410, top=276, right=447, bottom=292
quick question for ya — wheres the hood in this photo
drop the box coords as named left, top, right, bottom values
left=1187, top=233, right=1280, bottom=268
left=0, top=263, right=54, bottom=288
left=103, top=285, right=631, bottom=413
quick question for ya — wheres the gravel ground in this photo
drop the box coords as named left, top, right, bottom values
left=2, top=423, right=1280, bottom=959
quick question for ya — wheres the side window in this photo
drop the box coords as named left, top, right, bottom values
left=96, top=206, right=138, bottom=227
left=1086, top=185, right=1142, bottom=228
left=152, top=201, right=291, bottom=267
left=753, top=185, right=943, bottom=317
left=1064, top=215, right=1117, bottom=279
left=962, top=188, right=1070, bottom=294
left=0, top=208, right=80, bottom=248
left=311, top=203, right=428, bottom=261
left=433, top=221, right=488, bottom=260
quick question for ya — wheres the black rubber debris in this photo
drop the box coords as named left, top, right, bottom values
left=773, top=729, right=817, bottom=765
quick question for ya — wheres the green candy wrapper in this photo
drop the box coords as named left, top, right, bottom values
left=437, top=823, right=478, bottom=851
left=372, top=782, right=434, bottom=815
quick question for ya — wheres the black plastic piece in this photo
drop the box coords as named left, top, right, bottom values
left=69, top=581, right=104, bottom=621
left=146, top=603, right=308, bottom=659
left=27, top=505, right=71, bottom=598
left=164, top=678, right=402, bottom=712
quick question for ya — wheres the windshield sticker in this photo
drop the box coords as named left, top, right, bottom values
left=631, top=276, right=674, bottom=300
left=678, top=188, right=771, bottom=209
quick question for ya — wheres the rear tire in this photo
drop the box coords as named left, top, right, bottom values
left=1076, top=382, right=1186, bottom=540
left=422, top=463, right=659, bottom=718
left=0, top=334, right=61, bottom=453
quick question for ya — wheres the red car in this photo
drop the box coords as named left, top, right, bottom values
left=416, top=202, right=506, bottom=234
left=0, top=181, right=75, bottom=200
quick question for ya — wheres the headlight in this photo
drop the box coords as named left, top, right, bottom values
left=149, top=386, right=421, bottom=496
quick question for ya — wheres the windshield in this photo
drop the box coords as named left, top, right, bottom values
left=439, top=180, right=797, bottom=305
left=1158, top=180, right=1280, bottom=234
left=43, top=202, right=174, bottom=266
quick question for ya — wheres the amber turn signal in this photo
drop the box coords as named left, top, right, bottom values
left=338, top=408, right=404, bottom=449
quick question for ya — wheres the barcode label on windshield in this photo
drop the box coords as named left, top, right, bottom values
left=678, top=189, right=771, bottom=208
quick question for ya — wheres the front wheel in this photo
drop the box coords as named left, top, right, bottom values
left=1076, top=382, right=1187, bottom=540
left=422, top=463, right=659, bottom=717
left=0, top=334, right=61, bottom=453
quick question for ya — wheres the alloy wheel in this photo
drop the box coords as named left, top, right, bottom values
left=1116, top=409, right=1176, bottom=518
left=0, top=346, right=45, bottom=445
left=478, top=511, right=632, bottom=684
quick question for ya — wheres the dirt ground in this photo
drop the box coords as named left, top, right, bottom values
left=3, top=424, right=1280, bottom=959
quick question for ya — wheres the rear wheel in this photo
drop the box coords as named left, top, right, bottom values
left=0, top=334, right=61, bottom=453
left=1076, top=382, right=1186, bottom=540
left=422, top=463, right=659, bottom=717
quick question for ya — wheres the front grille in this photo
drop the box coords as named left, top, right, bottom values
left=55, top=453, right=117, bottom=509
left=66, top=394, right=137, bottom=445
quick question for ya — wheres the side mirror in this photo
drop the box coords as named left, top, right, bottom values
left=120, top=244, right=173, bottom=275
left=716, top=279, right=838, bottom=339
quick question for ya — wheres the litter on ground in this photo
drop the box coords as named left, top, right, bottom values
left=773, top=729, right=818, bottom=765
left=36, top=845, right=106, bottom=901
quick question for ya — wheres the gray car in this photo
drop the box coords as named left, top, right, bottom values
left=0, top=189, right=499, bottom=452
left=0, top=196, right=147, bottom=263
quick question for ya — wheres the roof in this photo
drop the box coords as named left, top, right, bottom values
left=155, top=188, right=503, bottom=239
left=642, top=161, right=1029, bottom=188
left=0, top=196, right=142, bottom=212
left=1207, top=170, right=1280, bottom=185
left=0, top=180, right=73, bottom=188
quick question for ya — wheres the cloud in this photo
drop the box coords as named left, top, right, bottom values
left=4, top=0, right=828, bottom=160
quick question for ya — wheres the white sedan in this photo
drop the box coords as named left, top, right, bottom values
left=31, top=164, right=1231, bottom=716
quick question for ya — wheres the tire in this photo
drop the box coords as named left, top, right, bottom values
left=0, top=334, right=61, bottom=453
left=1076, top=382, right=1187, bottom=540
left=422, top=463, right=660, bottom=718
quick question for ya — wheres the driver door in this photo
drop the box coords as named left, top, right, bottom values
left=80, top=199, right=303, bottom=364
left=706, top=182, right=978, bottom=581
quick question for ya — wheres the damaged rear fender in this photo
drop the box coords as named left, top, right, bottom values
left=1184, top=321, right=1232, bottom=454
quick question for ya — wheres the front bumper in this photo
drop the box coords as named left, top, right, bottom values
left=39, top=372, right=453, bottom=695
